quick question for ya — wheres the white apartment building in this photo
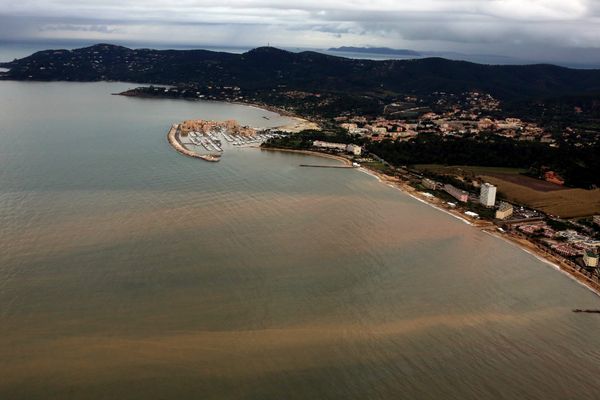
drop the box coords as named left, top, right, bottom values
left=313, top=140, right=362, bottom=156
left=480, top=183, right=497, bottom=207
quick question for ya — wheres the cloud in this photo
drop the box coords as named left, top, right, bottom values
left=40, top=24, right=119, bottom=34
left=1, top=0, right=600, bottom=62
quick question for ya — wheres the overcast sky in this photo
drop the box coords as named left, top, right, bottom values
left=2, top=1, right=600, bottom=64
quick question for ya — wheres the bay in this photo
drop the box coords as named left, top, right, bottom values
left=0, top=81, right=598, bottom=400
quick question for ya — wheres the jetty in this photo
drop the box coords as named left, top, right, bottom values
left=167, top=124, right=221, bottom=162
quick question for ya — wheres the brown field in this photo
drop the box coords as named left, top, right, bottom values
left=481, top=175, right=600, bottom=218
left=413, top=164, right=599, bottom=218
left=485, top=173, right=567, bottom=192
left=414, top=164, right=525, bottom=177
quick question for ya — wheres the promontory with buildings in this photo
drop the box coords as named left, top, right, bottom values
left=167, top=119, right=291, bottom=161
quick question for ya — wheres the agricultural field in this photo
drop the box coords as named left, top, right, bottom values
left=484, top=173, right=566, bottom=192
left=414, top=164, right=526, bottom=177
left=480, top=175, right=600, bottom=218
left=413, top=164, right=599, bottom=218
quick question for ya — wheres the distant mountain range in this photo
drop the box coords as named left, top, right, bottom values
left=324, top=46, right=545, bottom=66
left=327, top=46, right=421, bottom=56
left=2, top=43, right=600, bottom=100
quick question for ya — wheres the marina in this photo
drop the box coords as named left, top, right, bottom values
left=170, top=119, right=285, bottom=161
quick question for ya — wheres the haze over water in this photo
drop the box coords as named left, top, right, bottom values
left=0, top=81, right=599, bottom=399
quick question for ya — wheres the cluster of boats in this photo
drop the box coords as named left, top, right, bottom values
left=178, top=126, right=288, bottom=163
left=186, top=129, right=284, bottom=152
left=221, top=130, right=283, bottom=146
left=187, top=131, right=223, bottom=152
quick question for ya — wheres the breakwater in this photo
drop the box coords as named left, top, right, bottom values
left=167, top=124, right=221, bottom=161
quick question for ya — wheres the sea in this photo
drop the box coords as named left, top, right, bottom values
left=0, top=79, right=599, bottom=399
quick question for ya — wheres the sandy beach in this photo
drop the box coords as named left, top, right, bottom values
left=231, top=101, right=320, bottom=132
left=275, top=116, right=320, bottom=133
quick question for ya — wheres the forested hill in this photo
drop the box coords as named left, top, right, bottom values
left=2, top=43, right=600, bottom=100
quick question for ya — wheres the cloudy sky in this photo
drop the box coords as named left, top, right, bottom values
left=2, top=1, right=600, bottom=64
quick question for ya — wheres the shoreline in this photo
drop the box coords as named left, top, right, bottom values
left=116, top=91, right=320, bottom=133
left=360, top=166, right=487, bottom=227
left=359, top=161, right=600, bottom=298
left=274, top=147, right=600, bottom=298
left=214, top=100, right=321, bottom=132
left=230, top=100, right=297, bottom=118
left=483, top=229, right=600, bottom=297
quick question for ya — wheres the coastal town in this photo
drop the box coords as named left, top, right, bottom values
left=124, top=85, right=598, bottom=149
left=336, top=93, right=555, bottom=146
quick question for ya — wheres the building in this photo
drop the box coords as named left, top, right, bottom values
left=346, top=144, right=362, bottom=156
left=479, top=183, right=497, bottom=207
left=544, top=171, right=565, bottom=186
left=495, top=202, right=513, bottom=220
left=370, top=126, right=388, bottom=135
left=583, top=251, right=599, bottom=268
left=312, top=140, right=347, bottom=151
left=340, top=123, right=358, bottom=131
left=313, top=141, right=361, bottom=156
left=551, top=243, right=579, bottom=257
left=443, top=184, right=469, bottom=203
left=422, top=178, right=438, bottom=190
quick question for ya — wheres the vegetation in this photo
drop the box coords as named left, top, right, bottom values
left=367, top=133, right=600, bottom=188
left=505, top=93, right=600, bottom=144
left=263, top=129, right=365, bottom=150
left=546, top=219, right=577, bottom=231
left=482, top=175, right=600, bottom=218
left=414, top=164, right=525, bottom=176
left=360, top=160, right=391, bottom=173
